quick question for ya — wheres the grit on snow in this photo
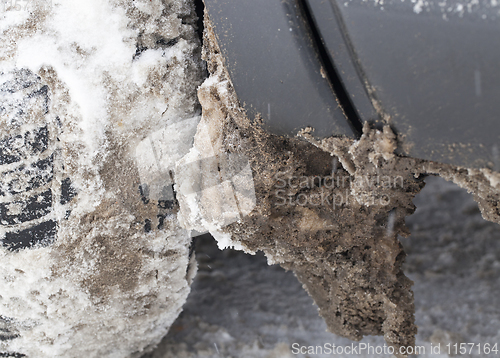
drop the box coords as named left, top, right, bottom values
left=1, top=0, right=204, bottom=357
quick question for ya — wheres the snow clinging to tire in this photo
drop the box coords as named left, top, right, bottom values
left=1, top=0, right=203, bottom=357
left=2, top=0, right=500, bottom=357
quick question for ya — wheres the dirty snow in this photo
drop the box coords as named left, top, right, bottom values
left=1, top=0, right=204, bottom=357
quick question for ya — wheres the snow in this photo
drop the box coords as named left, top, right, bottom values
left=15, top=0, right=133, bottom=158
left=1, top=0, right=204, bottom=357
left=343, top=0, right=500, bottom=19
left=480, top=168, right=500, bottom=189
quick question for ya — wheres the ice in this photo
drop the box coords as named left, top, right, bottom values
left=174, top=119, right=257, bottom=249
left=135, top=116, right=201, bottom=201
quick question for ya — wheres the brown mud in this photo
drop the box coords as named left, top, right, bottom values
left=197, top=10, right=500, bottom=355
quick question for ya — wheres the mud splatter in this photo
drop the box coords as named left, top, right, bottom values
left=192, top=10, right=500, bottom=355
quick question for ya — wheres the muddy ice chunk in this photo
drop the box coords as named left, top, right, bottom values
left=175, top=120, right=257, bottom=248
left=194, top=10, right=500, bottom=356
left=185, top=13, right=423, bottom=355
left=134, top=113, right=258, bottom=244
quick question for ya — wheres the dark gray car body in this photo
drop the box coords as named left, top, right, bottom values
left=204, top=0, right=500, bottom=169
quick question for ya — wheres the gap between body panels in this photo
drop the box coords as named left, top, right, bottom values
left=195, top=0, right=205, bottom=45
left=296, top=0, right=364, bottom=138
